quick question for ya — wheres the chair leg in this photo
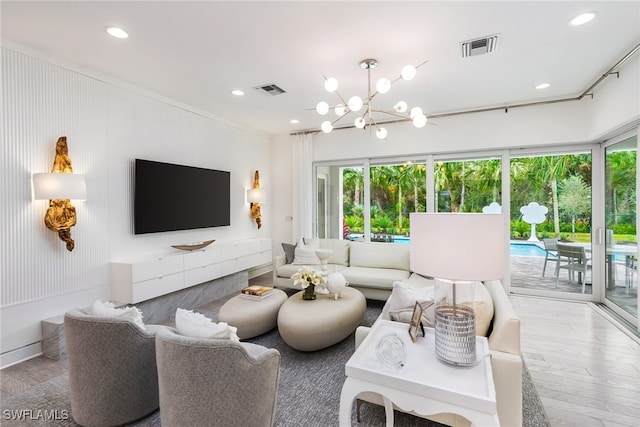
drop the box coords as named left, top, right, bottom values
left=542, top=255, right=548, bottom=277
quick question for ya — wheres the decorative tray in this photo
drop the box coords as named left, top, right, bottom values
left=171, top=239, right=215, bottom=251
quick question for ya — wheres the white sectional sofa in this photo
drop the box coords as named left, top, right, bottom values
left=273, top=238, right=522, bottom=426
left=273, top=238, right=427, bottom=300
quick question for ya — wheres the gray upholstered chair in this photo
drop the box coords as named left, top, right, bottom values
left=155, top=328, right=280, bottom=427
left=64, top=308, right=168, bottom=426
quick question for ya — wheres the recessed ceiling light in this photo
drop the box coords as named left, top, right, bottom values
left=570, top=12, right=596, bottom=26
left=535, top=83, right=551, bottom=90
left=105, top=27, right=129, bottom=39
left=290, top=119, right=299, bottom=124
left=232, top=89, right=244, bottom=96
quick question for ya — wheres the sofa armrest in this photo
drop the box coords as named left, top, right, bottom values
left=273, top=255, right=287, bottom=288
left=485, top=280, right=521, bottom=355
left=490, top=350, right=523, bottom=427
left=354, top=326, right=371, bottom=349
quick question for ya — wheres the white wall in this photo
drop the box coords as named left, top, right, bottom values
left=269, top=53, right=640, bottom=256
left=0, top=46, right=272, bottom=367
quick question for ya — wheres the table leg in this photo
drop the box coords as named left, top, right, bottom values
left=339, top=379, right=357, bottom=427
left=382, top=396, right=395, bottom=427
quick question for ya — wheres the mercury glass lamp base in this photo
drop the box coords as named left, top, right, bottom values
left=434, top=304, right=477, bottom=367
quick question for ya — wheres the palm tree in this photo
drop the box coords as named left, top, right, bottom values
left=342, top=167, right=363, bottom=210
left=558, top=175, right=591, bottom=237
left=529, top=155, right=572, bottom=237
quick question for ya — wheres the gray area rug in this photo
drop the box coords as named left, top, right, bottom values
left=1, top=300, right=548, bottom=426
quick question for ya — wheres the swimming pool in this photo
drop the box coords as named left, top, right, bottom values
left=352, top=235, right=550, bottom=257
left=509, top=242, right=548, bottom=257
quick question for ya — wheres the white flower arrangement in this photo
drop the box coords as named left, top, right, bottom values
left=291, top=266, right=326, bottom=289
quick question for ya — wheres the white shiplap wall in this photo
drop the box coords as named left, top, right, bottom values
left=1, top=46, right=271, bottom=365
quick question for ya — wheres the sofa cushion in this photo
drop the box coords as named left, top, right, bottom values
left=304, top=238, right=351, bottom=266
left=292, top=240, right=320, bottom=265
left=282, top=242, right=296, bottom=264
left=385, top=281, right=435, bottom=327
left=349, top=241, right=410, bottom=270
left=277, top=263, right=345, bottom=280
left=340, top=266, right=410, bottom=289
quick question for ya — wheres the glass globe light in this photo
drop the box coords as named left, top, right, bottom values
left=376, top=128, right=388, bottom=139
left=401, top=65, right=417, bottom=81
left=324, top=77, right=338, bottom=93
left=410, top=106, right=423, bottom=119
left=354, top=117, right=366, bottom=129
left=321, top=121, right=333, bottom=133
left=413, top=114, right=428, bottom=128
left=335, top=104, right=346, bottom=116
left=394, top=101, right=408, bottom=113
left=316, top=101, right=329, bottom=115
left=348, top=96, right=363, bottom=112
left=376, top=77, right=391, bottom=94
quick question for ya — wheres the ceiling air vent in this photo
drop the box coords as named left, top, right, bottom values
left=254, top=83, right=287, bottom=96
left=461, top=34, right=500, bottom=57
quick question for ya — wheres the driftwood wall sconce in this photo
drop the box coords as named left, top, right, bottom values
left=32, top=136, right=86, bottom=251
left=246, top=170, right=265, bottom=229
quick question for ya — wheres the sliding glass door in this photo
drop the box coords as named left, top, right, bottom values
left=604, top=136, right=637, bottom=320
left=509, top=151, right=593, bottom=296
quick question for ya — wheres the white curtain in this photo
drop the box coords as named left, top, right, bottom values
left=292, top=133, right=313, bottom=242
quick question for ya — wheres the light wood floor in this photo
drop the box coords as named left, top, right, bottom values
left=1, top=289, right=639, bottom=426
left=510, top=295, right=640, bottom=427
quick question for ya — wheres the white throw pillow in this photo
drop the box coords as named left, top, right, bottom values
left=92, top=300, right=145, bottom=329
left=386, top=281, right=435, bottom=327
left=292, top=239, right=321, bottom=265
left=175, top=308, right=239, bottom=341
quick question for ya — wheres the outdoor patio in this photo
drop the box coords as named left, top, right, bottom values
left=510, top=250, right=638, bottom=316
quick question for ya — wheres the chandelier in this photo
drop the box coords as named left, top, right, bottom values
left=316, top=58, right=428, bottom=139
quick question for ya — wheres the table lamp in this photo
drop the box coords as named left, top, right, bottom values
left=410, top=212, right=504, bottom=366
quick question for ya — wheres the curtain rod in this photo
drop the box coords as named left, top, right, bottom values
left=291, top=42, right=640, bottom=136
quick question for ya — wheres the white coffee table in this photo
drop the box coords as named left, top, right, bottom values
left=339, top=319, right=499, bottom=427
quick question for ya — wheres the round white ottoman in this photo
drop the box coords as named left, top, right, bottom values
left=218, top=289, right=288, bottom=339
left=277, top=287, right=366, bottom=351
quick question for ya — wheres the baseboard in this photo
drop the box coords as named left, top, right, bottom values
left=248, top=264, right=272, bottom=279
left=1, top=343, right=42, bottom=369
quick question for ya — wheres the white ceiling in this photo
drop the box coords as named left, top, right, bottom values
left=2, top=1, right=639, bottom=136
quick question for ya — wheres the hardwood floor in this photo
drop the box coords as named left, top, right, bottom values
left=510, top=295, right=640, bottom=427
left=2, top=282, right=639, bottom=426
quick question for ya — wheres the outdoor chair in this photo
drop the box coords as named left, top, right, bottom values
left=542, top=238, right=558, bottom=277
left=625, top=255, right=637, bottom=294
left=555, top=243, right=590, bottom=293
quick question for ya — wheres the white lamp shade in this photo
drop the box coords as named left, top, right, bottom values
left=410, top=213, right=504, bottom=281
left=32, top=172, right=87, bottom=200
left=246, top=188, right=266, bottom=204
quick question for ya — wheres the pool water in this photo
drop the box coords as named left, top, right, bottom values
left=353, top=235, right=551, bottom=258
left=509, top=242, right=549, bottom=257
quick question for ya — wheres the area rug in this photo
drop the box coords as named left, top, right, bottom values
left=1, top=300, right=548, bottom=426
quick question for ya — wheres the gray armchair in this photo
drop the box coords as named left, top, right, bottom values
left=64, top=308, right=167, bottom=426
left=155, top=328, right=280, bottom=427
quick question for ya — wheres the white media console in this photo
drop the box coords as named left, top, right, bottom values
left=111, top=238, right=272, bottom=303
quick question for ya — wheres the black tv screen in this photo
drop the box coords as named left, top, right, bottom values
left=134, top=159, right=230, bottom=234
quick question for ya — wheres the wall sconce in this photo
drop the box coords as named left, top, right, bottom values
left=32, top=136, right=86, bottom=251
left=247, top=170, right=265, bottom=229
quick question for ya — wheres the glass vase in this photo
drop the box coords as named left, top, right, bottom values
left=302, top=284, right=316, bottom=300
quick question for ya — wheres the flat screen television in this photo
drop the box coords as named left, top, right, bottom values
left=134, top=159, right=230, bottom=234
